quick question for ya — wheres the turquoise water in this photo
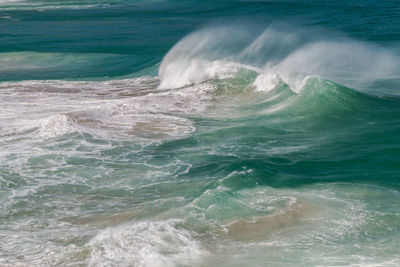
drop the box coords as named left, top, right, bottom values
left=1, top=0, right=400, bottom=266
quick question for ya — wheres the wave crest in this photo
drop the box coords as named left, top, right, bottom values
left=159, top=24, right=400, bottom=95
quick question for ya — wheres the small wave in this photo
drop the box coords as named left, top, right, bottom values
left=0, top=0, right=161, bottom=11
left=0, top=0, right=22, bottom=3
left=0, top=51, right=130, bottom=81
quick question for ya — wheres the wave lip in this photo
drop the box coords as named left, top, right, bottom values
left=158, top=24, right=400, bottom=96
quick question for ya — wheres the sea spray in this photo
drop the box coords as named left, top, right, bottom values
left=159, top=25, right=400, bottom=95
left=1, top=1, right=400, bottom=265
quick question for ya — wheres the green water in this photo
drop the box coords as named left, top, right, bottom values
left=1, top=0, right=400, bottom=266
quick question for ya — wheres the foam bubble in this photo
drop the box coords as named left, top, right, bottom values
left=37, top=114, right=73, bottom=138
left=253, top=72, right=281, bottom=92
left=89, top=220, right=204, bottom=267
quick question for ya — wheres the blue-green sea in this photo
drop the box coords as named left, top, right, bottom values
left=1, top=0, right=400, bottom=266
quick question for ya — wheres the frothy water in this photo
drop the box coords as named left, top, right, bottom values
left=89, top=220, right=203, bottom=267
left=159, top=25, right=400, bottom=95
left=1, top=1, right=400, bottom=266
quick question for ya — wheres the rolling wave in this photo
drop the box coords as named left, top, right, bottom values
left=159, top=24, right=400, bottom=96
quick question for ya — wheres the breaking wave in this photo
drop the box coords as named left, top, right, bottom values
left=159, top=24, right=400, bottom=95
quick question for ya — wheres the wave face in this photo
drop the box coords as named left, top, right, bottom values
left=1, top=1, right=400, bottom=266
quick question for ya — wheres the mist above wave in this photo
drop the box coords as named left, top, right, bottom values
left=159, top=24, right=400, bottom=95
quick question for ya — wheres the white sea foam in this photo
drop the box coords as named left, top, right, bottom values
left=0, top=0, right=22, bottom=3
left=36, top=114, right=74, bottom=138
left=89, top=220, right=204, bottom=267
left=159, top=58, right=256, bottom=89
left=252, top=72, right=281, bottom=92
left=0, top=77, right=203, bottom=142
left=0, top=0, right=113, bottom=10
left=158, top=26, right=262, bottom=89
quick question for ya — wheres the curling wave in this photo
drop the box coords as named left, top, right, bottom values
left=159, top=24, right=400, bottom=96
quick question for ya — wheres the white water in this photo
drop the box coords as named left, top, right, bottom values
left=0, top=77, right=215, bottom=143
left=89, top=220, right=204, bottom=267
left=159, top=25, right=400, bottom=95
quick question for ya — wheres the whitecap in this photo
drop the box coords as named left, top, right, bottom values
left=89, top=220, right=204, bottom=267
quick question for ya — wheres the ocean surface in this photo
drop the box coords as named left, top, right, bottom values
left=1, top=0, right=400, bottom=266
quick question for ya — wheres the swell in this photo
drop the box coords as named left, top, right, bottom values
left=0, top=52, right=153, bottom=82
